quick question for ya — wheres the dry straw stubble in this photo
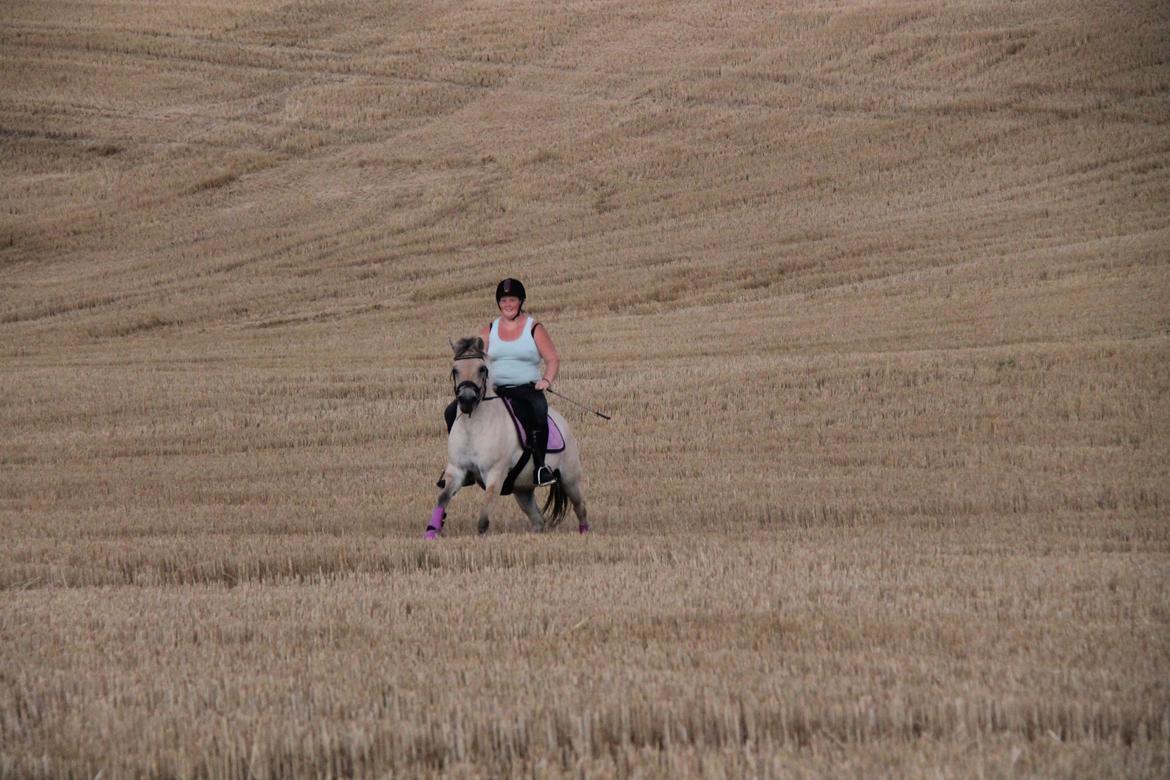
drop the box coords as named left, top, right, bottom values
left=1, top=0, right=1169, bottom=776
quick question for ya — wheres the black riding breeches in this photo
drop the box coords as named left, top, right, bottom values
left=497, top=385, right=549, bottom=468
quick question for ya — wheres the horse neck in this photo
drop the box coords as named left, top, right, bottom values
left=462, top=395, right=506, bottom=430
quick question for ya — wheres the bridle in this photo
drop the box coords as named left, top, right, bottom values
left=452, top=352, right=497, bottom=409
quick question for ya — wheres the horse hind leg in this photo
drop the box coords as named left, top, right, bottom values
left=513, top=490, right=546, bottom=533
left=563, top=477, right=589, bottom=534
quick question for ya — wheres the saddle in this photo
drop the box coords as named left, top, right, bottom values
left=497, top=398, right=564, bottom=495
left=501, top=398, right=566, bottom=453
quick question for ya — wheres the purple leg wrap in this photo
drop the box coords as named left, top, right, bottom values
left=425, top=506, right=445, bottom=539
left=579, top=522, right=590, bottom=534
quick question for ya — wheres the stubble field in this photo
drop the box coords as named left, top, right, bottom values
left=2, top=0, right=1169, bottom=776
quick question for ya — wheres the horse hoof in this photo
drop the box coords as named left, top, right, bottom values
left=579, top=523, right=590, bottom=534
left=424, top=527, right=440, bottom=540
left=478, top=520, right=489, bottom=535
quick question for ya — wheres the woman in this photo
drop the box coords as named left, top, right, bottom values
left=444, top=278, right=560, bottom=486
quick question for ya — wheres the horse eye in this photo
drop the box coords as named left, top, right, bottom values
left=479, top=366, right=488, bottom=375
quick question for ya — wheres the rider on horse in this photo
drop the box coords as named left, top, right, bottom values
left=443, top=278, right=560, bottom=486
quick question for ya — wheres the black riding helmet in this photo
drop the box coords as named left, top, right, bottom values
left=495, top=278, right=526, bottom=308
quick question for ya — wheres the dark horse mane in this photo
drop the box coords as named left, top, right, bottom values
left=451, top=336, right=485, bottom=360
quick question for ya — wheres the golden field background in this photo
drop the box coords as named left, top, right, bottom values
left=2, top=0, right=1168, bottom=776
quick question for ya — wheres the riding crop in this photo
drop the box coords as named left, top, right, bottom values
left=547, top=387, right=611, bottom=420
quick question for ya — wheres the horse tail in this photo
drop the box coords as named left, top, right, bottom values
left=542, top=477, right=569, bottom=528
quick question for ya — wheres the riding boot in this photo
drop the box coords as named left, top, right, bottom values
left=530, top=425, right=556, bottom=486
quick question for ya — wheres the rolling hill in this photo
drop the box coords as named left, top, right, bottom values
left=2, top=0, right=1168, bottom=776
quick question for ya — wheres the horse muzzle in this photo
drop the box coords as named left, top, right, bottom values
left=456, top=382, right=481, bottom=414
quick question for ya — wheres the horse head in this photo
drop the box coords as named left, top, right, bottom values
left=450, top=336, right=488, bottom=414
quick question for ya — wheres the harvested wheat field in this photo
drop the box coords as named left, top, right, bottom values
left=2, top=0, right=1169, bottom=777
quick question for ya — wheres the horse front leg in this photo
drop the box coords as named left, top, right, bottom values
left=426, top=465, right=466, bottom=539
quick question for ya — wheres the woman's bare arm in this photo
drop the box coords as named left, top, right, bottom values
left=533, top=323, right=559, bottom=388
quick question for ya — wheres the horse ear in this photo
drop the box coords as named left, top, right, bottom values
left=448, top=337, right=457, bottom=355
left=474, top=336, right=484, bottom=352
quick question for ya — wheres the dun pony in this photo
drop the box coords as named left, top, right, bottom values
left=425, top=336, right=589, bottom=537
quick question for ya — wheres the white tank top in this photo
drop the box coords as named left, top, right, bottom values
left=488, top=316, right=541, bottom=387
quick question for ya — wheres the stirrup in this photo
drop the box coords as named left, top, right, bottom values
left=535, top=465, right=557, bottom=486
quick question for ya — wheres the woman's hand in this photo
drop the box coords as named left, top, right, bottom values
left=535, top=378, right=551, bottom=391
